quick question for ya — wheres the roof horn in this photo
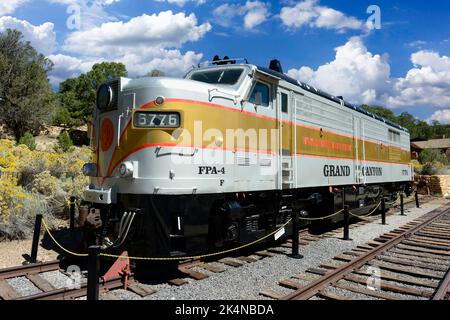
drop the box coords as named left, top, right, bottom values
left=269, top=59, right=283, bottom=73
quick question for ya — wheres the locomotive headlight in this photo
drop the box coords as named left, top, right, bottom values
left=119, top=161, right=134, bottom=178
left=82, top=163, right=97, bottom=177
left=97, top=84, right=113, bottom=110
left=155, top=96, right=165, bottom=106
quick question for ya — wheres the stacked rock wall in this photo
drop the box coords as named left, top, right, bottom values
left=415, top=175, right=450, bottom=197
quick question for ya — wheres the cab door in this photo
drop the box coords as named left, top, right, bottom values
left=278, top=88, right=295, bottom=190
left=353, top=116, right=364, bottom=184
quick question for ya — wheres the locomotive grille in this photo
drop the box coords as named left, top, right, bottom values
left=237, top=156, right=250, bottom=166
left=245, top=215, right=259, bottom=233
left=109, top=80, right=119, bottom=110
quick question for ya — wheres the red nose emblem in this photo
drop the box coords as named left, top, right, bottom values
left=100, top=118, right=114, bottom=151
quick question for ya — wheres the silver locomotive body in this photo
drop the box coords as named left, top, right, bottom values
left=82, top=58, right=413, bottom=258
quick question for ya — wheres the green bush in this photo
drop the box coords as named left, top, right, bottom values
left=419, top=149, right=448, bottom=165
left=56, top=131, right=73, bottom=152
left=411, top=160, right=423, bottom=174
left=52, top=106, right=73, bottom=127
left=421, top=161, right=447, bottom=175
left=18, top=132, right=37, bottom=151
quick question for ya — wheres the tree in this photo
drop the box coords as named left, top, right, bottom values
left=361, top=105, right=445, bottom=141
left=418, top=149, right=448, bottom=165
left=430, top=120, right=450, bottom=139
left=147, top=69, right=165, bottom=77
left=57, top=62, right=128, bottom=126
left=0, top=29, right=55, bottom=140
left=361, top=105, right=397, bottom=123
left=55, top=130, right=73, bottom=152
left=18, top=132, right=37, bottom=151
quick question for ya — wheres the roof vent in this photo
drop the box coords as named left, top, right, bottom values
left=269, top=59, right=283, bottom=73
left=212, top=55, right=236, bottom=65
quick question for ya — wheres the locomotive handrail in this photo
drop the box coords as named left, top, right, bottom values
left=208, top=88, right=239, bottom=104
left=197, top=58, right=248, bottom=68
left=117, top=113, right=123, bottom=148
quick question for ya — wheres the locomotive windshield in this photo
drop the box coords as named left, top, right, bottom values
left=188, top=67, right=244, bottom=85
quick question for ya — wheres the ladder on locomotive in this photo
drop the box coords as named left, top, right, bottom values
left=282, top=156, right=295, bottom=190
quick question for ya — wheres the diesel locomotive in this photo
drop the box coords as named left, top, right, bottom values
left=81, top=57, right=413, bottom=258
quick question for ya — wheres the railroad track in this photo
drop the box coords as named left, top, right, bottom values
left=0, top=259, right=134, bottom=300
left=260, top=204, right=450, bottom=300
left=132, top=195, right=437, bottom=291
left=0, top=195, right=438, bottom=300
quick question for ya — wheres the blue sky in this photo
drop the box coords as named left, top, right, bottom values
left=1, top=0, right=450, bottom=123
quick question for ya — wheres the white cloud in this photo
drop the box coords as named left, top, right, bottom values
left=427, top=110, right=450, bottom=124
left=287, top=37, right=450, bottom=120
left=287, top=36, right=391, bottom=104
left=153, top=0, right=206, bottom=7
left=47, top=54, right=99, bottom=86
left=243, top=1, right=269, bottom=29
left=46, top=0, right=120, bottom=29
left=280, top=0, right=363, bottom=31
left=0, top=0, right=29, bottom=16
left=63, top=11, right=211, bottom=55
left=407, top=40, right=428, bottom=49
left=46, top=0, right=119, bottom=5
left=0, top=16, right=56, bottom=55
left=49, top=11, right=210, bottom=84
left=387, top=51, right=450, bottom=109
left=118, top=48, right=203, bottom=76
left=213, top=1, right=269, bottom=30
left=212, top=3, right=238, bottom=28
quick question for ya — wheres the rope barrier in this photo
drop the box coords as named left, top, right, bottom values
left=41, top=217, right=293, bottom=261
left=41, top=218, right=88, bottom=257
left=40, top=200, right=384, bottom=261
left=297, top=209, right=344, bottom=221
left=349, top=201, right=382, bottom=220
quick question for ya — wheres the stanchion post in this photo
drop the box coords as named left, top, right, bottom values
left=400, top=193, right=405, bottom=216
left=343, top=205, right=350, bottom=241
left=381, top=197, right=386, bottom=225
left=87, top=245, right=101, bottom=301
left=69, top=196, right=76, bottom=232
left=30, top=214, right=43, bottom=263
left=415, top=191, right=420, bottom=208
left=289, top=211, right=303, bottom=259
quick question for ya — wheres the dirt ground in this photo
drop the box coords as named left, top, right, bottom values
left=0, top=218, right=79, bottom=269
left=0, top=239, right=59, bottom=269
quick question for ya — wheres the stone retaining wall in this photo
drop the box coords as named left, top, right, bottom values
left=415, top=175, right=450, bottom=197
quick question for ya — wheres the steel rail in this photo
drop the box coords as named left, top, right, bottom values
left=0, top=260, right=60, bottom=280
left=15, top=275, right=129, bottom=300
left=433, top=268, right=450, bottom=300
left=282, top=205, right=450, bottom=300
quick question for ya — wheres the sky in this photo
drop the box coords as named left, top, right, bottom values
left=1, top=0, right=450, bottom=123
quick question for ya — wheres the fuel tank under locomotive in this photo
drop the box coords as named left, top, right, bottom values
left=85, top=191, right=287, bottom=258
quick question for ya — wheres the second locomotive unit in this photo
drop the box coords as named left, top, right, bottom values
left=81, top=57, right=413, bottom=258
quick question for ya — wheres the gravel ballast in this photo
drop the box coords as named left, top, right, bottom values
left=121, top=198, right=449, bottom=301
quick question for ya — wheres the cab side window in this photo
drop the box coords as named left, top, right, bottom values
left=281, top=92, right=288, bottom=113
left=249, top=82, right=270, bottom=107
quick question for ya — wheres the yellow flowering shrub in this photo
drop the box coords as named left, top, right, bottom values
left=0, top=139, right=91, bottom=239
left=411, top=160, right=423, bottom=174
